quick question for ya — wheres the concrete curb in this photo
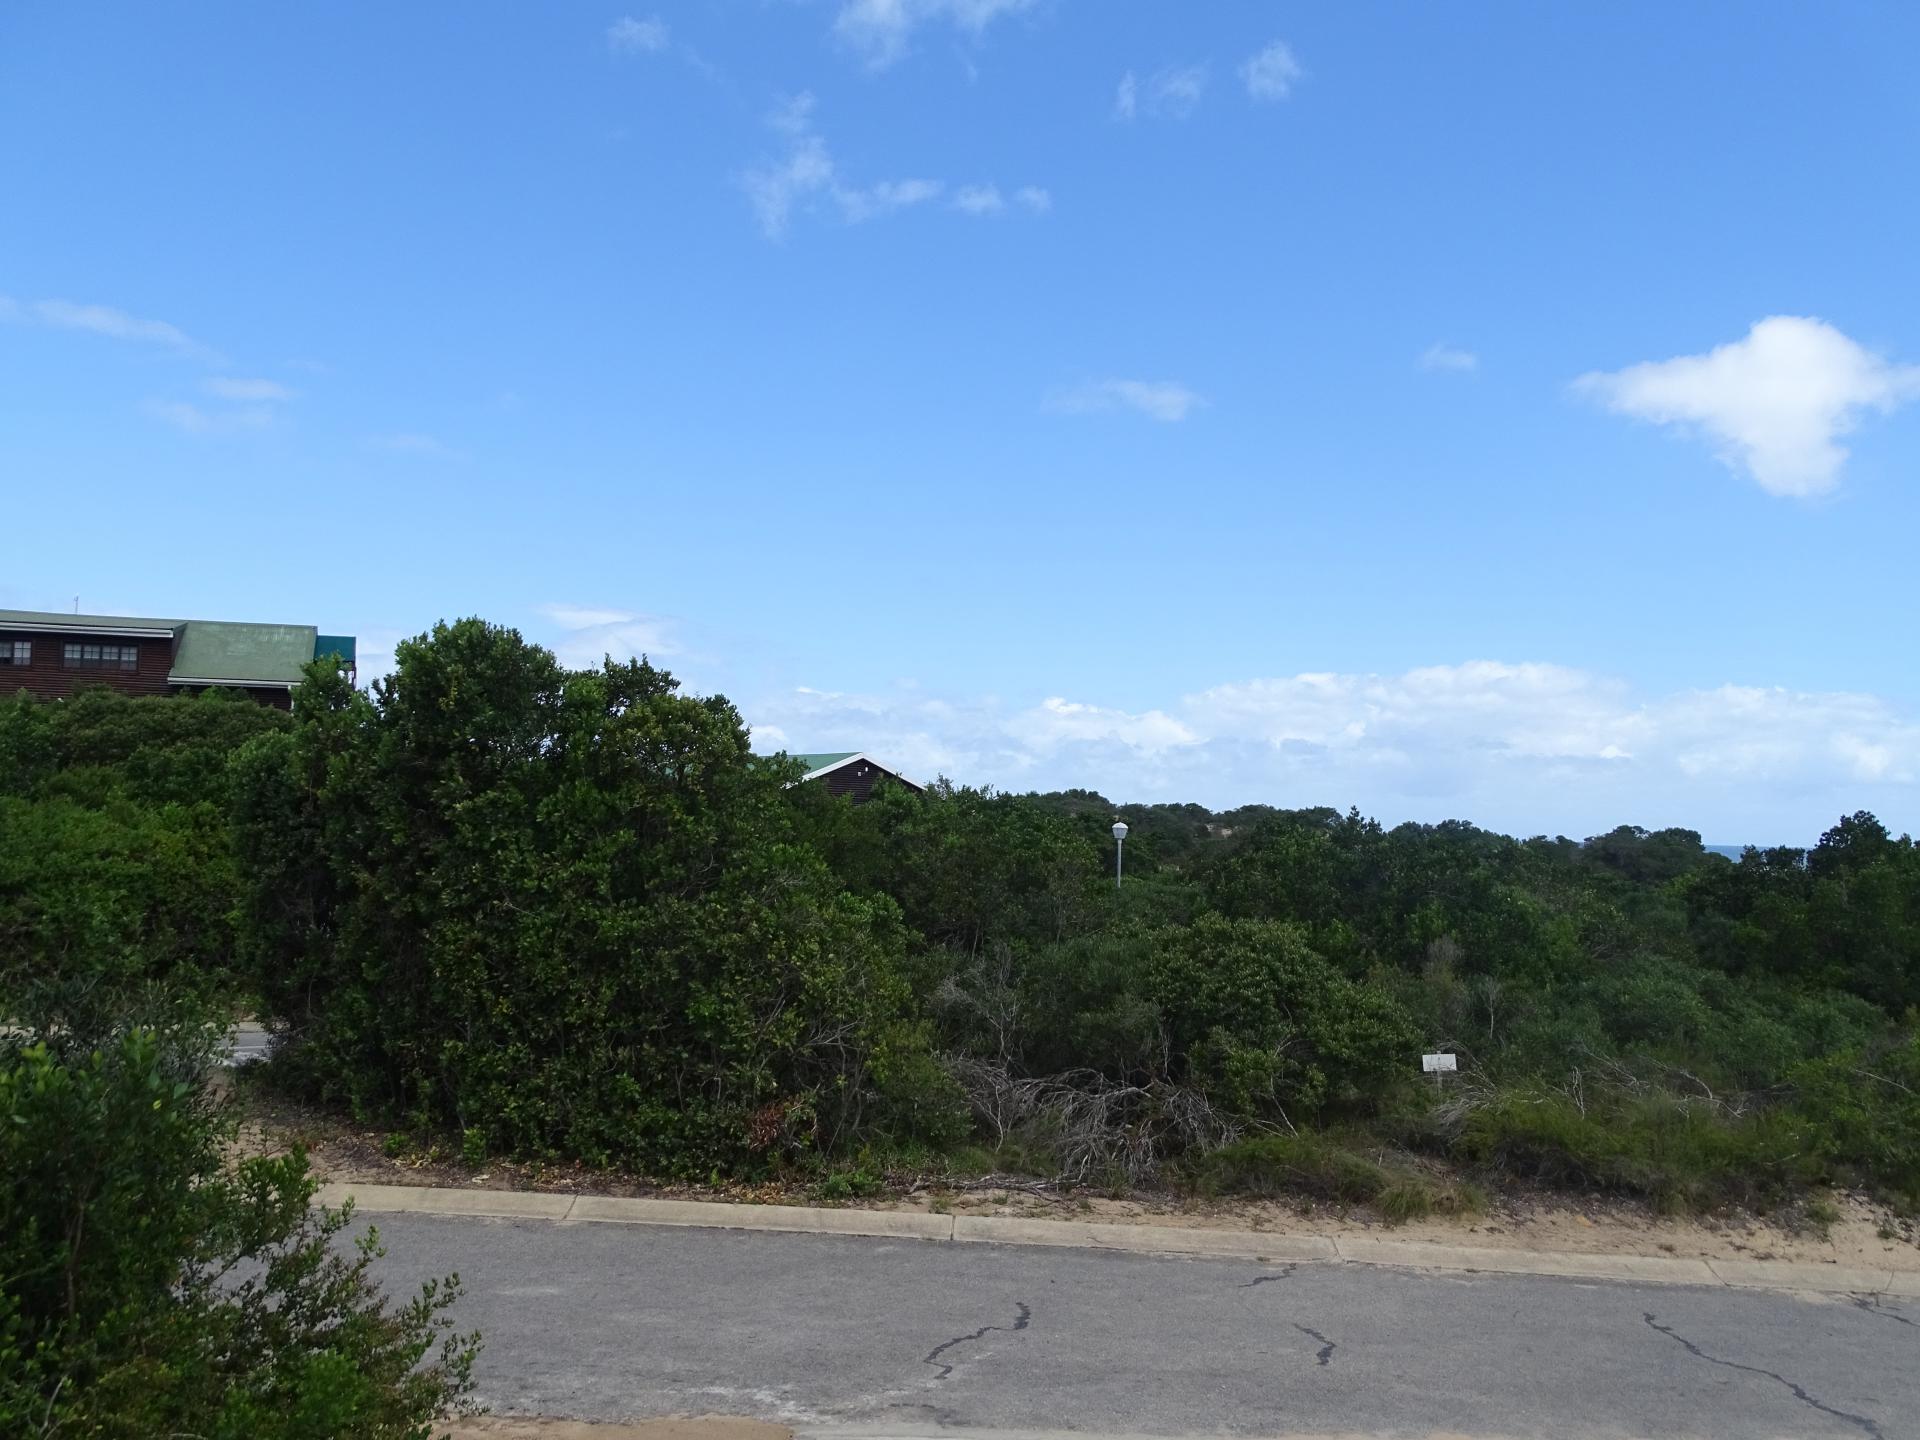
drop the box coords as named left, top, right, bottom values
left=313, top=1181, right=1917, bottom=1298
left=573, top=1194, right=952, bottom=1241
left=950, top=1214, right=1338, bottom=1262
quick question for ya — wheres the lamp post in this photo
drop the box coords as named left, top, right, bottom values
left=1112, top=820, right=1128, bottom=889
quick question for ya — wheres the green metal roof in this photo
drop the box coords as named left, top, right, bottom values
left=170, top=621, right=320, bottom=686
left=793, top=751, right=859, bottom=772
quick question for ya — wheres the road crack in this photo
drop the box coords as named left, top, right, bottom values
left=1642, top=1313, right=1882, bottom=1439
left=1293, top=1324, right=1336, bottom=1366
left=923, top=1302, right=1032, bottom=1382
left=1239, top=1265, right=1298, bottom=1288
left=1849, top=1295, right=1918, bottom=1330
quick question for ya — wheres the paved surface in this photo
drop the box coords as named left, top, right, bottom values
left=222, top=1020, right=273, bottom=1066
left=319, top=1182, right=1920, bottom=1296
left=353, top=1214, right=1919, bottom=1439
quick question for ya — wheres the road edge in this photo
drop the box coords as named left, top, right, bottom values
left=315, top=1180, right=1917, bottom=1298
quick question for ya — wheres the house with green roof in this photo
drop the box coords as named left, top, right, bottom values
left=791, top=751, right=923, bottom=804
left=0, top=607, right=355, bottom=707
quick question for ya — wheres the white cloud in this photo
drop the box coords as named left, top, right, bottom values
left=537, top=603, right=680, bottom=669
left=1008, top=697, right=1199, bottom=753
left=148, top=375, right=295, bottom=433
left=540, top=605, right=637, bottom=630
left=1014, top=185, right=1051, bottom=213
left=0, top=294, right=211, bottom=358
left=1113, top=70, right=1137, bottom=120
left=1420, top=343, right=1478, bottom=373
left=1048, top=378, right=1205, bottom=423
left=768, top=91, right=816, bottom=139
left=953, top=184, right=1004, bottom=215
left=833, top=0, right=1037, bottom=70
left=748, top=684, right=1013, bottom=786
left=1148, top=64, right=1209, bottom=119
left=839, top=177, right=946, bottom=223
left=741, top=94, right=1041, bottom=238
left=1575, top=316, right=1920, bottom=498
left=204, top=376, right=294, bottom=401
left=607, top=14, right=669, bottom=53
left=746, top=660, right=1920, bottom=837
left=743, top=95, right=837, bottom=238
left=369, top=432, right=457, bottom=457
left=143, top=399, right=272, bottom=435
left=1240, top=41, right=1302, bottom=101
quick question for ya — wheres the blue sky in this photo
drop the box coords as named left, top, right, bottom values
left=4, top=1, right=1918, bottom=841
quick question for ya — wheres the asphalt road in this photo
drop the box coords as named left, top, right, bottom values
left=220, top=1020, right=276, bottom=1067
left=353, top=1214, right=1919, bottom=1439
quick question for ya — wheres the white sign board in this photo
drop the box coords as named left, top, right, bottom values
left=1421, top=1053, right=1457, bottom=1073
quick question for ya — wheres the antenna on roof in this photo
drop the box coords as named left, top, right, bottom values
left=73, top=596, right=79, bottom=614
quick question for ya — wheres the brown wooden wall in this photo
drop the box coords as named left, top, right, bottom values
left=0, top=629, right=176, bottom=701
left=817, top=761, right=919, bottom=805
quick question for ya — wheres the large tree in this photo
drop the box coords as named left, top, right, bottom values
left=233, top=619, right=959, bottom=1173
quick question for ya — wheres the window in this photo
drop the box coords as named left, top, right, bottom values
left=0, top=641, right=27, bottom=665
left=60, top=641, right=138, bottom=670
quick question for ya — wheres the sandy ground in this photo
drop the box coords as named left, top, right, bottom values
left=239, top=1094, right=1919, bottom=1275
left=882, top=1184, right=1920, bottom=1271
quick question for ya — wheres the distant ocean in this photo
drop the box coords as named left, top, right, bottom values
left=1704, top=844, right=1752, bottom=860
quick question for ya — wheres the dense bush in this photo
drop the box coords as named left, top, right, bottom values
left=1143, top=916, right=1418, bottom=1120
left=799, top=779, right=1105, bottom=954
left=811, top=787, right=1920, bottom=1205
left=233, top=620, right=962, bottom=1174
left=0, top=995, right=475, bottom=1437
left=0, top=688, right=288, bottom=999
left=1194, top=1133, right=1392, bottom=1204
left=9, top=619, right=1917, bottom=1211
left=1791, top=1036, right=1920, bottom=1203
left=1447, top=1087, right=1814, bottom=1210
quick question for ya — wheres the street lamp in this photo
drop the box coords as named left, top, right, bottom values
left=1112, top=820, right=1128, bottom=889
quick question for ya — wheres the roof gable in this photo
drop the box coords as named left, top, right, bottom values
left=792, top=751, right=858, bottom=772
left=169, top=621, right=319, bottom=686
left=792, top=751, right=923, bottom=792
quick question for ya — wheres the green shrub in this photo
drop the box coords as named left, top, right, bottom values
left=800, top=780, right=1105, bottom=955
left=1802, top=1194, right=1843, bottom=1236
left=0, top=689, right=289, bottom=1001
left=1379, top=1174, right=1486, bottom=1223
left=816, top=1164, right=885, bottom=1201
left=1015, top=933, right=1162, bottom=1078
left=1791, top=1035, right=1920, bottom=1202
left=1377, top=1179, right=1434, bottom=1223
left=1195, top=1134, right=1390, bottom=1204
left=1146, top=916, right=1419, bottom=1121
left=1451, top=1086, right=1814, bottom=1210
left=235, top=622, right=961, bottom=1177
left=0, top=1002, right=476, bottom=1437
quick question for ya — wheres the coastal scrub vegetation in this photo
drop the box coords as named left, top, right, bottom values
left=5, top=619, right=1918, bottom=1216
left=0, top=986, right=476, bottom=1437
